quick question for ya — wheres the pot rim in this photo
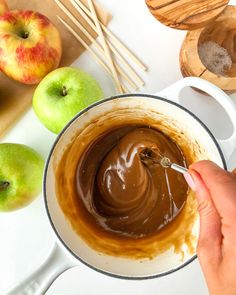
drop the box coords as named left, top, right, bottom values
left=43, top=93, right=227, bottom=280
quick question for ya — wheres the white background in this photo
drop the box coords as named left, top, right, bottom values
left=1, top=0, right=236, bottom=294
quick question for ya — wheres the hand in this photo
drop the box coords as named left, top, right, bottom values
left=185, top=161, right=236, bottom=295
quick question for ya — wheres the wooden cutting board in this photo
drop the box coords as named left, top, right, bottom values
left=0, top=0, right=111, bottom=137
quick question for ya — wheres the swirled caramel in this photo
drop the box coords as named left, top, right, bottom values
left=76, top=126, right=188, bottom=238
left=55, top=114, right=200, bottom=259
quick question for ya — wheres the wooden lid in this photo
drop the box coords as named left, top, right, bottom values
left=146, top=0, right=229, bottom=30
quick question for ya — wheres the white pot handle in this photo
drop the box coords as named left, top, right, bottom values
left=157, top=77, right=236, bottom=162
left=6, top=244, right=75, bottom=295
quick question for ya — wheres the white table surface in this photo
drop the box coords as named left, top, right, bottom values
left=1, top=0, right=236, bottom=294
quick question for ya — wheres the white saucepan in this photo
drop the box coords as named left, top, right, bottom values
left=7, top=77, right=236, bottom=295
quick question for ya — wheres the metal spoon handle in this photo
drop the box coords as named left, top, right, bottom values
left=170, top=163, right=188, bottom=174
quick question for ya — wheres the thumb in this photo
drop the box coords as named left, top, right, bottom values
left=186, top=171, right=222, bottom=264
left=190, top=161, right=236, bottom=220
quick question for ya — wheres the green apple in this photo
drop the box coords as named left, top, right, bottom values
left=33, top=67, right=104, bottom=134
left=0, top=143, right=44, bottom=212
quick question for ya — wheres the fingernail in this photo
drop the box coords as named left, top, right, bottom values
left=184, top=172, right=197, bottom=191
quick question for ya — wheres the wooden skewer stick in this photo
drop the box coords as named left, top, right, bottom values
left=121, top=83, right=129, bottom=94
left=55, top=0, right=104, bottom=52
left=108, top=42, right=144, bottom=87
left=58, top=16, right=128, bottom=93
left=116, top=64, right=138, bottom=90
left=54, top=0, right=138, bottom=90
left=73, top=0, right=147, bottom=71
left=70, top=0, right=144, bottom=87
left=57, top=16, right=110, bottom=73
left=86, top=0, right=122, bottom=93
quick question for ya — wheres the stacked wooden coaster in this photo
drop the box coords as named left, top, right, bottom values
left=146, top=0, right=236, bottom=94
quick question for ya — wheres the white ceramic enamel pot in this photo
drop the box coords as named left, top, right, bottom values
left=7, top=77, right=236, bottom=295
left=45, top=76, right=236, bottom=276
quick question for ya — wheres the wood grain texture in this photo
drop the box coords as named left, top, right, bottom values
left=146, top=0, right=229, bottom=30
left=180, top=6, right=236, bottom=93
left=0, top=0, right=111, bottom=138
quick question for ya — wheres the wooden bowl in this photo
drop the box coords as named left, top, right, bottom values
left=180, top=6, right=236, bottom=93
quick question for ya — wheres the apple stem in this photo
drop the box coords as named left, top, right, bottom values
left=0, top=181, right=10, bottom=192
left=62, top=86, right=67, bottom=97
left=23, top=31, right=29, bottom=39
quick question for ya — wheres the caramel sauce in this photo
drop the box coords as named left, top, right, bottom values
left=77, top=126, right=189, bottom=238
left=55, top=108, right=200, bottom=259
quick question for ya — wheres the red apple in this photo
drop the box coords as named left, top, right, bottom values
left=0, top=10, right=62, bottom=84
left=0, top=0, right=8, bottom=16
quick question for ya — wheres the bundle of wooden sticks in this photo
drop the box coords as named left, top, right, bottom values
left=54, top=0, right=147, bottom=93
